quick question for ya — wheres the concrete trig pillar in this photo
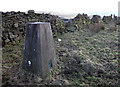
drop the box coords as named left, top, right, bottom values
left=0, top=12, right=2, bottom=87
left=22, top=22, right=56, bottom=78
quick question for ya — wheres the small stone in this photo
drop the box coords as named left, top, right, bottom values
left=14, top=23, right=18, bottom=28
left=63, top=79, right=70, bottom=85
left=36, top=77, right=43, bottom=82
left=53, top=80, right=62, bottom=85
left=58, top=38, right=62, bottom=42
left=55, top=71, right=59, bottom=75
left=5, top=38, right=10, bottom=43
left=28, top=10, right=35, bottom=14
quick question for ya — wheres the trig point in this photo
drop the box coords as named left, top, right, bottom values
left=22, top=22, right=56, bottom=78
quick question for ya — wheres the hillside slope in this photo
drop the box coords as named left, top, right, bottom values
left=2, top=24, right=119, bottom=86
left=55, top=25, right=119, bottom=86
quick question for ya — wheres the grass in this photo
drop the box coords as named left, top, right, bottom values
left=2, top=40, right=24, bottom=85
left=55, top=26, right=119, bottom=86
left=2, top=25, right=119, bottom=86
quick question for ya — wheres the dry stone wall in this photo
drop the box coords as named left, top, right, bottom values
left=2, top=11, right=65, bottom=47
left=2, top=11, right=119, bottom=47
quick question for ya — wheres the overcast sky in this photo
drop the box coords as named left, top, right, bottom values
left=0, top=0, right=119, bottom=17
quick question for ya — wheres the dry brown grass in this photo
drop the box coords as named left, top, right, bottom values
left=109, top=24, right=117, bottom=32
left=88, top=23, right=105, bottom=33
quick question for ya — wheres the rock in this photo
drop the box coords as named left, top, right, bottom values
left=68, top=13, right=90, bottom=29
left=91, top=15, right=102, bottom=23
left=36, top=77, right=43, bottom=82
left=5, top=38, right=10, bottom=43
left=14, top=23, right=18, bottom=28
left=63, top=79, right=70, bottom=85
left=28, top=10, right=35, bottom=14
left=102, top=15, right=113, bottom=24
left=58, top=38, right=62, bottom=42
left=53, top=80, right=62, bottom=85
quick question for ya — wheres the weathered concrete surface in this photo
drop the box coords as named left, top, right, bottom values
left=22, top=22, right=56, bottom=78
left=0, top=12, right=2, bottom=87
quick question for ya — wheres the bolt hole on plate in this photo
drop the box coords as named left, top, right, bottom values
left=48, top=59, right=52, bottom=69
left=28, top=60, right=31, bottom=66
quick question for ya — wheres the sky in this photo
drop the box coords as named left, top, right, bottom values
left=0, top=0, right=119, bottom=18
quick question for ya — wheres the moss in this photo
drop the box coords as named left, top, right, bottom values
left=87, top=76, right=98, bottom=80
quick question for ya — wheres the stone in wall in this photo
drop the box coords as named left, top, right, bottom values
left=102, top=15, right=113, bottom=24
left=2, top=11, right=65, bottom=47
left=91, top=15, right=102, bottom=23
